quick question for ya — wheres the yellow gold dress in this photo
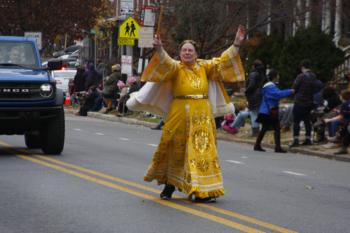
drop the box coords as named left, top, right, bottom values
left=141, top=46, right=244, bottom=199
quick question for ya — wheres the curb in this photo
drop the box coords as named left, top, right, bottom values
left=65, top=108, right=350, bottom=163
left=217, top=132, right=350, bottom=162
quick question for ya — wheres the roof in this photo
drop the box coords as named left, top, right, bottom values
left=0, top=36, right=36, bottom=43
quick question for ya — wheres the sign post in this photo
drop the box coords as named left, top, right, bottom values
left=118, top=16, right=140, bottom=46
left=120, top=0, right=134, bottom=19
left=138, top=27, right=154, bottom=48
left=121, top=55, right=133, bottom=76
left=118, top=17, right=140, bottom=77
left=24, top=32, right=42, bottom=50
left=140, top=5, right=158, bottom=26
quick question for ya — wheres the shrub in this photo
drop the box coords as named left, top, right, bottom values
left=241, top=27, right=345, bottom=88
left=278, top=27, right=344, bottom=87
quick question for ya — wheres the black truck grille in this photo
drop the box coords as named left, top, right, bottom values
left=0, top=83, right=49, bottom=100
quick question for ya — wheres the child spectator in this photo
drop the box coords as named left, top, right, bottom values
left=254, top=69, right=294, bottom=153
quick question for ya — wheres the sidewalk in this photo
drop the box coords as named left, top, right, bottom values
left=65, top=107, right=350, bottom=163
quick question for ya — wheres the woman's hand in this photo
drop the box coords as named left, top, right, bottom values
left=234, top=25, right=246, bottom=47
left=153, top=35, right=162, bottom=50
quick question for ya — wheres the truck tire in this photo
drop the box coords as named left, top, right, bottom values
left=41, top=107, right=65, bottom=155
left=24, top=132, right=41, bottom=149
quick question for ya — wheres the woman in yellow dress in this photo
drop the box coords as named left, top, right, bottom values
left=133, top=26, right=246, bottom=202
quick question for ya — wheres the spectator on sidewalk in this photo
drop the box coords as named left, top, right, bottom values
left=324, top=90, right=350, bottom=155
left=102, top=64, right=121, bottom=114
left=221, top=113, right=235, bottom=132
left=96, top=59, right=107, bottom=78
left=313, top=86, right=342, bottom=143
left=244, top=59, right=266, bottom=137
left=76, top=62, right=102, bottom=116
left=290, top=59, right=323, bottom=147
left=90, top=63, right=104, bottom=112
left=225, top=105, right=248, bottom=134
left=72, top=64, right=86, bottom=105
left=254, top=69, right=294, bottom=153
left=221, top=104, right=236, bottom=133
left=116, top=76, right=140, bottom=116
left=151, top=118, right=164, bottom=130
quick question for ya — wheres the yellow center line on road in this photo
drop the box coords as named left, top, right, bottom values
left=0, top=141, right=298, bottom=233
left=0, top=152, right=262, bottom=233
left=32, top=156, right=298, bottom=233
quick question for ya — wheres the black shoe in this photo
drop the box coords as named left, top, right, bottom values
left=160, top=184, right=175, bottom=200
left=194, top=197, right=216, bottom=203
left=302, top=139, right=312, bottom=146
left=254, top=145, right=266, bottom=152
left=275, top=148, right=287, bottom=153
left=289, top=140, right=299, bottom=148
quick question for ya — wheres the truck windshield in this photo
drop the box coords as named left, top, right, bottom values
left=0, top=41, right=39, bottom=68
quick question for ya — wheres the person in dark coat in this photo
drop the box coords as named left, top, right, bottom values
left=102, top=64, right=122, bottom=113
left=312, top=86, right=342, bottom=143
left=290, top=59, right=323, bottom=147
left=73, top=66, right=86, bottom=92
left=254, top=70, right=294, bottom=153
left=244, top=59, right=266, bottom=136
left=77, top=62, right=102, bottom=116
left=84, top=62, right=101, bottom=91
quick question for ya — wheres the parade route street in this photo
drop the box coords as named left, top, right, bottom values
left=0, top=113, right=349, bottom=233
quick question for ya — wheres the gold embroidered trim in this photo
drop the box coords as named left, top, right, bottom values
left=174, top=94, right=208, bottom=99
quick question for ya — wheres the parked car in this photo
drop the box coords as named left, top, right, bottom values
left=53, top=44, right=81, bottom=58
left=44, top=57, right=78, bottom=69
left=52, top=68, right=77, bottom=94
left=58, top=49, right=80, bottom=60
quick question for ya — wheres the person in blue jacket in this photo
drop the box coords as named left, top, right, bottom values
left=254, top=69, right=294, bottom=153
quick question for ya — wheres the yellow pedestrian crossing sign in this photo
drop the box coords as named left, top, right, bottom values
left=119, top=17, right=139, bottom=39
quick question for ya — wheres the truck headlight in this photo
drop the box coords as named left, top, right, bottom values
left=40, top=84, right=53, bottom=97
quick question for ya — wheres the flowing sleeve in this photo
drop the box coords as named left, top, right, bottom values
left=204, top=45, right=245, bottom=83
left=141, top=48, right=178, bottom=82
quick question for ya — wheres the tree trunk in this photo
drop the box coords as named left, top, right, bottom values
left=246, top=0, right=250, bottom=39
left=305, top=0, right=311, bottom=28
left=334, top=0, right=342, bottom=46
left=322, top=0, right=331, bottom=34
left=295, top=0, right=303, bottom=32
left=292, top=2, right=297, bottom=36
left=266, top=0, right=272, bottom=36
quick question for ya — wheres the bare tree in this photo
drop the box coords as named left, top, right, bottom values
left=0, top=0, right=112, bottom=43
left=149, top=0, right=341, bottom=57
left=334, top=0, right=342, bottom=46
left=322, top=0, right=332, bottom=34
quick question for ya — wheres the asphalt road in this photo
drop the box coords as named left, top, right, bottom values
left=0, top=114, right=349, bottom=233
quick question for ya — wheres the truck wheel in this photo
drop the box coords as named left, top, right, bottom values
left=24, top=132, right=41, bottom=149
left=41, top=107, right=65, bottom=155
